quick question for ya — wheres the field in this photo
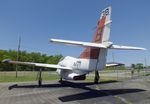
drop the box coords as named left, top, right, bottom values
left=0, top=71, right=59, bottom=82
left=0, top=70, right=150, bottom=83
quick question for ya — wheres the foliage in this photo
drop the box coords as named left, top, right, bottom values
left=131, top=64, right=135, bottom=69
left=130, top=63, right=144, bottom=70
left=106, top=66, right=126, bottom=70
left=135, top=63, right=144, bottom=69
left=0, top=50, right=62, bottom=71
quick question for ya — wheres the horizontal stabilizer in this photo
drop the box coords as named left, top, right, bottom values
left=50, top=39, right=107, bottom=48
left=109, top=45, right=146, bottom=50
left=106, top=62, right=124, bottom=67
left=2, top=59, right=72, bottom=70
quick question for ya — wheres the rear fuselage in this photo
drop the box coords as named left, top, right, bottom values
left=56, top=7, right=111, bottom=80
left=56, top=49, right=107, bottom=80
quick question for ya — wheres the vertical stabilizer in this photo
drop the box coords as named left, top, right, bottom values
left=80, top=6, right=112, bottom=59
left=93, top=6, right=112, bottom=43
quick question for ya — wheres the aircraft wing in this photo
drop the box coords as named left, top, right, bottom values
left=109, top=45, right=146, bottom=50
left=2, top=59, right=72, bottom=70
left=50, top=39, right=107, bottom=48
left=106, top=62, right=124, bottom=67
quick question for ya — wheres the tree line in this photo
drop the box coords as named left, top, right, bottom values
left=0, top=49, right=148, bottom=71
left=0, top=50, right=62, bottom=71
left=131, top=63, right=144, bottom=70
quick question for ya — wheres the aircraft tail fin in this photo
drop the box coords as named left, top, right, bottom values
left=80, top=6, right=112, bottom=59
left=93, top=6, right=112, bottom=44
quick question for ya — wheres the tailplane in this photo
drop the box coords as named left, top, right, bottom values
left=49, top=6, right=145, bottom=60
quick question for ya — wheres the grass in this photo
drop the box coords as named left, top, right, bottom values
left=0, top=71, right=59, bottom=82
left=0, top=70, right=149, bottom=83
left=145, top=72, right=150, bottom=76
left=0, top=71, right=118, bottom=83
left=85, top=74, right=122, bottom=83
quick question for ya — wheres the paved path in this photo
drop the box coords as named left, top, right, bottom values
left=0, top=76, right=150, bottom=104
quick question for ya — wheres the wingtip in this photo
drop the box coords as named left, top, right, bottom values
left=49, top=38, right=54, bottom=43
left=140, top=48, right=147, bottom=50
left=143, top=48, right=147, bottom=50
left=2, top=59, right=11, bottom=64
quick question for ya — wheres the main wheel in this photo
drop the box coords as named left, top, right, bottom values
left=94, top=70, right=100, bottom=84
left=58, top=77, right=63, bottom=83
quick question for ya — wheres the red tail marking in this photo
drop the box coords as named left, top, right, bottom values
left=79, top=16, right=106, bottom=59
left=93, top=16, right=106, bottom=43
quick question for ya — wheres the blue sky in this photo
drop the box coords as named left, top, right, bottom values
left=0, top=0, right=150, bottom=66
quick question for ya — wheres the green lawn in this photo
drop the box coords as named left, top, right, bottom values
left=1, top=70, right=149, bottom=83
left=0, top=71, right=59, bottom=82
left=0, top=71, right=117, bottom=83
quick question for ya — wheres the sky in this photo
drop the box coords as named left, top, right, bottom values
left=0, top=0, right=150, bottom=66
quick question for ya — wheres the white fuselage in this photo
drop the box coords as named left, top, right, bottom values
left=56, top=55, right=107, bottom=80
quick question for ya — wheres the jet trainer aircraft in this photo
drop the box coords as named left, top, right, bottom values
left=3, top=6, right=146, bottom=83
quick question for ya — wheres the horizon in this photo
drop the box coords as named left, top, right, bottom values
left=0, top=0, right=149, bottom=66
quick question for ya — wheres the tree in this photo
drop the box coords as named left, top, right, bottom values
left=0, top=49, right=63, bottom=71
left=131, top=64, right=135, bottom=69
left=135, top=63, right=144, bottom=69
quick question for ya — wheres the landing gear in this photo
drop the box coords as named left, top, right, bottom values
left=94, top=70, right=100, bottom=84
left=38, top=68, right=42, bottom=87
left=59, top=77, right=63, bottom=83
